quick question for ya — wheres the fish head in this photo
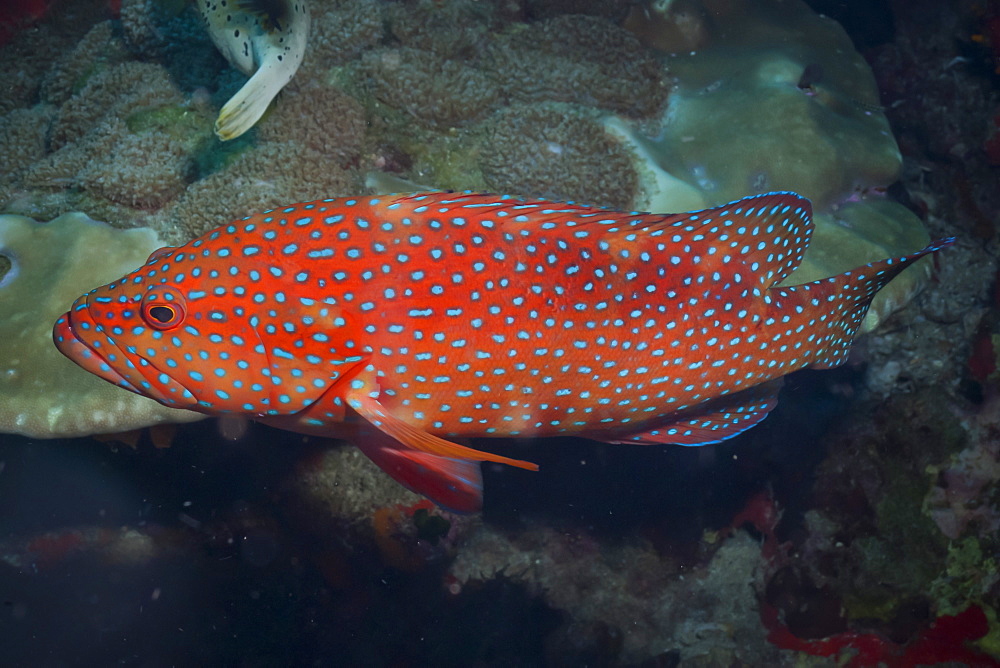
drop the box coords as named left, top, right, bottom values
left=53, top=244, right=363, bottom=417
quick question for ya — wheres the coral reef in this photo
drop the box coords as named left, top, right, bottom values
left=449, top=524, right=776, bottom=664
left=0, top=212, right=203, bottom=437
left=487, top=14, right=667, bottom=117
left=608, top=0, right=935, bottom=332
left=479, top=104, right=638, bottom=209
left=364, top=47, right=499, bottom=129
left=1, top=0, right=998, bottom=663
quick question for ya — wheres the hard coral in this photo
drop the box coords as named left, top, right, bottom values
left=487, top=15, right=667, bottom=118
left=158, top=140, right=361, bottom=242
left=304, top=0, right=383, bottom=74
left=79, top=119, right=192, bottom=209
left=256, top=83, right=367, bottom=167
left=364, top=47, right=499, bottom=129
left=50, top=61, right=183, bottom=149
left=0, top=212, right=202, bottom=438
left=525, top=0, right=632, bottom=22
left=480, top=104, right=638, bottom=210
left=385, top=0, right=506, bottom=59
left=0, top=106, right=54, bottom=179
left=39, top=21, right=129, bottom=106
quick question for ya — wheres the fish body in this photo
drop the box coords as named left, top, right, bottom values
left=54, top=192, right=952, bottom=511
left=198, top=0, right=310, bottom=140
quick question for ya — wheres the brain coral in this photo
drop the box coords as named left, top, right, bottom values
left=40, top=21, right=130, bottom=106
left=479, top=105, right=638, bottom=210
left=364, top=47, right=499, bottom=129
left=304, top=0, right=383, bottom=74
left=486, top=14, right=667, bottom=117
left=50, top=61, right=184, bottom=149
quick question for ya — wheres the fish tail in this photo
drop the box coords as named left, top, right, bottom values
left=784, top=237, right=955, bottom=370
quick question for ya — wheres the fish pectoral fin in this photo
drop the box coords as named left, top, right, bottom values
left=356, top=437, right=484, bottom=513
left=347, top=389, right=539, bottom=472
left=600, top=379, right=783, bottom=446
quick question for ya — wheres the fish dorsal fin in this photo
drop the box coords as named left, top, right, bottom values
left=386, top=191, right=604, bottom=224
left=385, top=192, right=812, bottom=289
left=596, top=379, right=783, bottom=446
left=638, top=193, right=814, bottom=289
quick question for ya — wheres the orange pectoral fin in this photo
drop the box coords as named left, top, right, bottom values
left=346, top=388, right=538, bottom=472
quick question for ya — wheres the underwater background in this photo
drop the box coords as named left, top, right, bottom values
left=1, top=0, right=999, bottom=664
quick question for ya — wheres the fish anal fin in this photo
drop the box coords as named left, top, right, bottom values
left=357, top=437, right=484, bottom=513
left=599, top=379, right=783, bottom=447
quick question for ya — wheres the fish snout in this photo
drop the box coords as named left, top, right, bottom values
left=53, top=303, right=138, bottom=394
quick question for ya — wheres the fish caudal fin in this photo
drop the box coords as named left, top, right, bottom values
left=791, top=237, right=955, bottom=370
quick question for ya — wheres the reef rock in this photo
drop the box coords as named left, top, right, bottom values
left=0, top=212, right=203, bottom=438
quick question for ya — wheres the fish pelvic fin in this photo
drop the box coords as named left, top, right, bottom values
left=784, top=237, right=955, bottom=370
left=356, top=437, right=484, bottom=513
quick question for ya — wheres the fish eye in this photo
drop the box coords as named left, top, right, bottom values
left=141, top=286, right=187, bottom=330
left=148, top=305, right=176, bottom=323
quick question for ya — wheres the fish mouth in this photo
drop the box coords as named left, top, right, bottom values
left=52, top=296, right=196, bottom=408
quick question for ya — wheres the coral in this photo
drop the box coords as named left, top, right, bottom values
left=525, top=0, right=631, bottom=22
left=925, top=394, right=1000, bottom=541
left=256, top=82, right=367, bottom=167
left=78, top=119, right=192, bottom=209
left=364, top=47, right=499, bottom=129
left=0, top=0, right=93, bottom=114
left=50, top=61, right=184, bottom=149
left=448, top=525, right=777, bottom=664
left=39, top=21, right=129, bottom=106
left=0, top=212, right=202, bottom=437
left=303, top=0, right=383, bottom=74
left=928, top=537, right=1000, bottom=617
left=384, top=0, right=506, bottom=59
left=155, top=139, right=361, bottom=242
left=0, top=105, right=55, bottom=179
left=487, top=14, right=667, bottom=118
left=607, top=0, right=932, bottom=331
left=286, top=446, right=424, bottom=523
left=479, top=104, right=639, bottom=210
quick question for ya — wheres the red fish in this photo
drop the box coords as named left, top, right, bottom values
left=53, top=192, right=952, bottom=511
